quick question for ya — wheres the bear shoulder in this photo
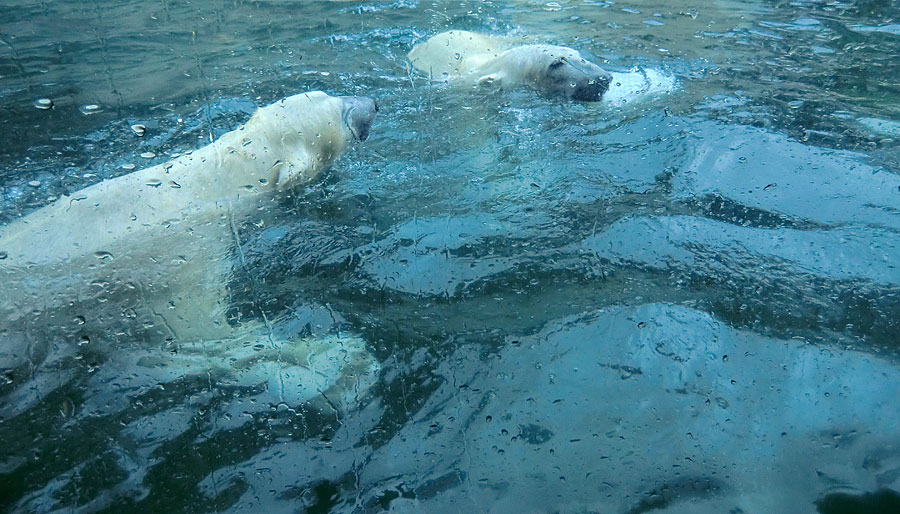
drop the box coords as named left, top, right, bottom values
left=408, top=30, right=516, bottom=78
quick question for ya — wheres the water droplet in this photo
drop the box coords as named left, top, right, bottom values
left=258, top=178, right=268, bottom=185
left=73, top=315, right=86, bottom=325
left=78, top=335, right=91, bottom=345
left=168, top=180, right=181, bottom=189
left=764, top=183, right=776, bottom=191
left=722, top=354, right=729, bottom=362
left=140, top=152, right=156, bottom=159
left=59, top=398, right=75, bottom=418
left=122, top=163, right=136, bottom=170
left=130, top=124, right=146, bottom=136
left=0, top=251, right=7, bottom=260
left=454, top=52, right=462, bottom=60
left=80, top=104, right=102, bottom=115
left=145, top=178, right=162, bottom=187
left=643, top=19, right=665, bottom=26
left=27, top=180, right=41, bottom=188
left=34, top=98, right=53, bottom=110
left=94, top=251, right=113, bottom=260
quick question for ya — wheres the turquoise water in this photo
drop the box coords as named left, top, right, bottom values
left=1, top=0, right=900, bottom=512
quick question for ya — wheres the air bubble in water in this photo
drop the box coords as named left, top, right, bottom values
left=140, top=152, right=156, bottom=159
left=131, top=124, right=147, bottom=136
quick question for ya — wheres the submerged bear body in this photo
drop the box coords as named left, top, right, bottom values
left=0, top=91, right=380, bottom=416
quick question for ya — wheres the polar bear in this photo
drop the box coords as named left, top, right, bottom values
left=408, top=30, right=612, bottom=101
left=0, top=91, right=379, bottom=416
left=408, top=30, right=676, bottom=105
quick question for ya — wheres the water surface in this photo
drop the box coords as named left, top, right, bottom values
left=1, top=0, right=899, bottom=512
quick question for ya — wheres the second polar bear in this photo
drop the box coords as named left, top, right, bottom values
left=408, top=30, right=676, bottom=105
left=0, top=91, right=379, bottom=416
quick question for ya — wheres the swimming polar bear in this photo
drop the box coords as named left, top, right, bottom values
left=408, top=30, right=676, bottom=105
left=408, top=30, right=612, bottom=101
left=0, top=91, right=379, bottom=416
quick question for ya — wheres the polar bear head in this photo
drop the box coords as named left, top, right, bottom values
left=247, top=92, right=378, bottom=190
left=476, top=45, right=612, bottom=102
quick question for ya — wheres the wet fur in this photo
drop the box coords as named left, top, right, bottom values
left=0, top=92, right=379, bottom=409
left=408, top=30, right=612, bottom=101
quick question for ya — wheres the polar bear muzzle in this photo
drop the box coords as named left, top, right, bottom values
left=340, top=96, right=378, bottom=142
left=546, top=57, right=613, bottom=102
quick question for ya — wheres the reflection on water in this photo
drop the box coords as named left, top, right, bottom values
left=1, top=0, right=899, bottom=512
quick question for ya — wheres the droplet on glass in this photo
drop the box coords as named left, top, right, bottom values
left=59, top=398, right=75, bottom=418
left=34, top=98, right=53, bottom=110
left=80, top=104, right=102, bottom=115
left=131, top=124, right=147, bottom=136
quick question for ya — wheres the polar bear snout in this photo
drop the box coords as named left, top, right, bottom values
left=340, top=96, right=378, bottom=142
left=570, top=71, right=612, bottom=102
left=547, top=57, right=613, bottom=102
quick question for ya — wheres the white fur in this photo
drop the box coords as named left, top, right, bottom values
left=409, top=31, right=598, bottom=89
left=0, top=91, right=352, bottom=267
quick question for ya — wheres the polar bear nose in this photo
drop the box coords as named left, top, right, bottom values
left=571, top=71, right=612, bottom=102
left=340, top=96, right=378, bottom=142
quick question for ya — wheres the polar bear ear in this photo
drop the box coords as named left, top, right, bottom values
left=476, top=73, right=504, bottom=87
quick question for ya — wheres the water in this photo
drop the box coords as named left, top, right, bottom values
left=1, top=0, right=900, bottom=512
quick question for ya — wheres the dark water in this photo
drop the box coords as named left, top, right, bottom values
left=2, top=0, right=900, bottom=512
